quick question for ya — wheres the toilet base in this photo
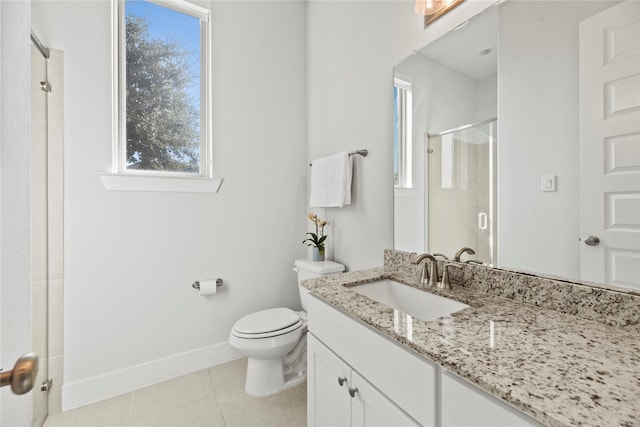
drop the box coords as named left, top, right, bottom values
left=244, top=357, right=307, bottom=398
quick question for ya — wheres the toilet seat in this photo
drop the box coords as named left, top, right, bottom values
left=231, top=308, right=304, bottom=339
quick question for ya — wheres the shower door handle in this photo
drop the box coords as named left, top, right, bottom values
left=478, top=212, right=488, bottom=230
left=0, top=353, right=39, bottom=395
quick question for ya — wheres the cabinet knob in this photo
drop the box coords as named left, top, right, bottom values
left=338, top=376, right=347, bottom=387
left=348, top=386, right=358, bottom=398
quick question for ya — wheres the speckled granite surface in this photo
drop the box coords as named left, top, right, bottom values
left=303, top=252, right=640, bottom=427
left=384, top=249, right=640, bottom=329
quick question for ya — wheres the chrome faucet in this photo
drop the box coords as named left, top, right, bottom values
left=454, top=247, right=475, bottom=262
left=410, top=253, right=438, bottom=287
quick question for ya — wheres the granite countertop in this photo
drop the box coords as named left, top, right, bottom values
left=303, top=267, right=640, bottom=427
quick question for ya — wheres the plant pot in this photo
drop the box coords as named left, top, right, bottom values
left=312, top=246, right=325, bottom=261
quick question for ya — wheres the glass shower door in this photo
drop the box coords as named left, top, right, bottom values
left=31, top=40, right=50, bottom=427
left=426, top=119, right=497, bottom=264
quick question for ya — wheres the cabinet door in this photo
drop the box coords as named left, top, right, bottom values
left=351, top=370, right=420, bottom=427
left=309, top=295, right=437, bottom=426
left=441, top=372, right=543, bottom=427
left=308, top=334, right=352, bottom=427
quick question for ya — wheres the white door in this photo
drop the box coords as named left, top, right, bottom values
left=579, top=0, right=640, bottom=289
left=1, top=4, right=40, bottom=424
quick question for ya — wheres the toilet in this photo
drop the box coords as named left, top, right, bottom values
left=229, top=259, right=345, bottom=398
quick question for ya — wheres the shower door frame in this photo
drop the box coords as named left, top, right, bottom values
left=31, top=32, right=51, bottom=427
left=30, top=31, right=65, bottom=426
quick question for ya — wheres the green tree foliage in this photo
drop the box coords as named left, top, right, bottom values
left=125, top=15, right=199, bottom=172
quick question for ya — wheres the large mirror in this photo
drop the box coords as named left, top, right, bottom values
left=393, top=0, right=640, bottom=290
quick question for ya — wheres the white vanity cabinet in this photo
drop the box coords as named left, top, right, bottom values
left=307, top=296, right=436, bottom=427
left=308, top=294, right=544, bottom=427
left=441, top=371, right=543, bottom=427
left=308, top=334, right=419, bottom=427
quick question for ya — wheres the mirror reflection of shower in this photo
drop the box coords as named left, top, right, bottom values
left=426, top=118, right=497, bottom=264
left=392, top=4, right=497, bottom=258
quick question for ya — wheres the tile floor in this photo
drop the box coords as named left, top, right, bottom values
left=43, top=358, right=307, bottom=427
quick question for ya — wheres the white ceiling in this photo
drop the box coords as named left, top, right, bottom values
left=418, top=6, right=498, bottom=80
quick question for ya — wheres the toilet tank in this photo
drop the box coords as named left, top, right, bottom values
left=294, top=259, right=345, bottom=311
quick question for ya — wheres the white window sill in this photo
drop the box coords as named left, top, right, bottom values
left=99, top=173, right=223, bottom=193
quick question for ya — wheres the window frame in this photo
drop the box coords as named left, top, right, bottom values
left=111, top=0, right=213, bottom=179
left=394, top=77, right=413, bottom=189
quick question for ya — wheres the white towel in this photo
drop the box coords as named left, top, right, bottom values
left=310, top=152, right=352, bottom=207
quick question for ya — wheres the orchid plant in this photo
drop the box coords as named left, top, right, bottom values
left=303, top=213, right=328, bottom=254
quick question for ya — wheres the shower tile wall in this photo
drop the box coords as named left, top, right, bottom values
left=48, top=49, right=65, bottom=415
left=428, top=136, right=480, bottom=257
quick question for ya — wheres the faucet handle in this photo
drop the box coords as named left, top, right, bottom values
left=454, top=247, right=475, bottom=262
left=439, top=263, right=463, bottom=290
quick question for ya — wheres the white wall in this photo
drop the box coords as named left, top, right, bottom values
left=306, top=0, right=495, bottom=270
left=306, top=1, right=395, bottom=270
left=32, top=0, right=307, bottom=409
left=497, top=1, right=616, bottom=278
left=0, top=1, right=33, bottom=425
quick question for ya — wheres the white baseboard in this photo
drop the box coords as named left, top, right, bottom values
left=61, top=341, right=241, bottom=411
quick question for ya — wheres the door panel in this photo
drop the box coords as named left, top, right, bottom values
left=579, top=0, right=640, bottom=289
left=0, top=3, right=38, bottom=424
left=351, top=371, right=419, bottom=427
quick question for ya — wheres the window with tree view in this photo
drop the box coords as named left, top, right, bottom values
left=117, top=0, right=211, bottom=175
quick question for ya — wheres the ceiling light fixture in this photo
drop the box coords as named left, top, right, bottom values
left=416, top=0, right=466, bottom=27
left=415, top=0, right=446, bottom=16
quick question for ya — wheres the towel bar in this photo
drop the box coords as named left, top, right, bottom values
left=309, top=149, right=368, bottom=167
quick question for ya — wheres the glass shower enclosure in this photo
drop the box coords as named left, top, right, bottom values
left=426, top=119, right=497, bottom=264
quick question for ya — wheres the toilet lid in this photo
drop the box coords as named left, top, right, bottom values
left=233, top=308, right=301, bottom=335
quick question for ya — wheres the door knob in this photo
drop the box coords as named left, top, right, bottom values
left=0, top=353, right=39, bottom=395
left=584, top=235, right=600, bottom=246
left=337, top=376, right=347, bottom=386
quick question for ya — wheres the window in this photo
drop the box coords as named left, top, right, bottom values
left=393, top=77, right=412, bottom=188
left=112, top=0, right=212, bottom=179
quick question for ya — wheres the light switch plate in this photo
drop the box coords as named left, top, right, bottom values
left=541, top=175, right=557, bottom=192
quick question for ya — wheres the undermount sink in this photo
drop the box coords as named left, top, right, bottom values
left=348, top=279, right=469, bottom=322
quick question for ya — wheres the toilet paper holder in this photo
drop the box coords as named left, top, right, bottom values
left=192, top=278, right=223, bottom=290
